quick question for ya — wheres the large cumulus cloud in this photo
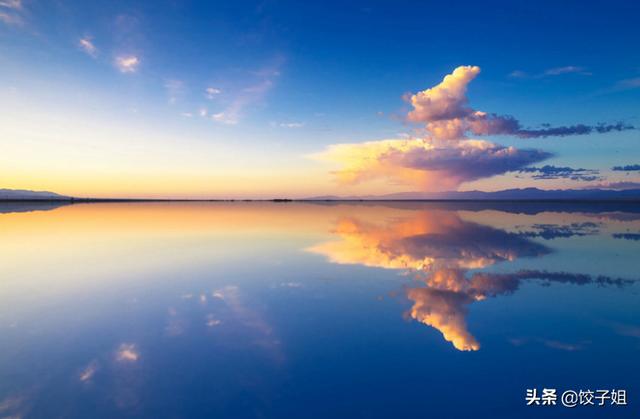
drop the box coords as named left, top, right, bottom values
left=313, top=65, right=634, bottom=191
left=407, top=65, right=481, bottom=123
left=314, top=137, right=550, bottom=191
left=407, top=65, right=634, bottom=141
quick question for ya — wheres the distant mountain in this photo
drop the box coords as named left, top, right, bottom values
left=0, top=189, right=71, bottom=201
left=307, top=188, right=640, bottom=201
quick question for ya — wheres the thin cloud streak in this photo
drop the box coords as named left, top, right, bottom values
left=518, top=165, right=601, bottom=181
left=279, top=122, right=304, bottom=128
left=78, top=37, right=97, bottom=57
left=585, top=181, right=640, bottom=190
left=164, top=79, right=185, bottom=104
left=612, top=164, right=640, bottom=171
left=79, top=361, right=99, bottom=382
left=0, top=0, right=23, bottom=26
left=612, top=77, right=640, bottom=92
left=509, top=66, right=591, bottom=78
left=210, top=57, right=283, bottom=125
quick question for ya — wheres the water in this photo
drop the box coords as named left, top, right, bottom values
left=1, top=201, right=639, bottom=418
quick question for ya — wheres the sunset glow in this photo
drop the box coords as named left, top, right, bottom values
left=1, top=2, right=639, bottom=198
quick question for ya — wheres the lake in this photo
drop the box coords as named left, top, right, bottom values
left=1, top=201, right=639, bottom=418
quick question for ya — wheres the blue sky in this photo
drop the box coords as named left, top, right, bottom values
left=1, top=0, right=639, bottom=197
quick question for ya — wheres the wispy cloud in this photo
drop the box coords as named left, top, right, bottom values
left=0, top=0, right=22, bottom=8
left=611, top=322, right=640, bottom=338
left=211, top=79, right=273, bottom=125
left=79, top=360, right=99, bottom=382
left=586, top=181, right=640, bottom=190
left=0, top=392, right=28, bottom=418
left=593, top=77, right=640, bottom=96
left=543, top=339, right=586, bottom=351
left=514, top=122, right=634, bottom=138
left=612, top=164, right=640, bottom=171
left=206, top=314, right=222, bottom=327
left=517, top=222, right=600, bottom=240
left=0, top=10, right=21, bottom=25
left=78, top=37, right=97, bottom=57
left=115, top=343, right=139, bottom=362
left=612, top=233, right=640, bottom=241
left=508, top=70, right=528, bottom=79
left=115, top=55, right=140, bottom=73
left=205, top=87, right=221, bottom=99
left=211, top=111, right=238, bottom=125
left=164, top=79, right=184, bottom=104
left=0, top=0, right=24, bottom=26
left=509, top=66, right=591, bottom=79
left=612, top=77, right=640, bottom=92
left=518, top=165, right=601, bottom=181
left=211, top=57, right=283, bottom=125
left=509, top=337, right=588, bottom=351
left=277, top=122, right=304, bottom=128
left=544, top=66, right=591, bottom=76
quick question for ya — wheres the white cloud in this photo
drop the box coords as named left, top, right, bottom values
left=543, top=66, right=591, bottom=76
left=79, top=361, right=98, bottom=382
left=206, top=314, right=222, bottom=327
left=407, top=66, right=631, bottom=140
left=205, top=87, right=221, bottom=99
left=280, top=282, right=302, bottom=288
left=115, top=343, right=139, bottom=362
left=407, top=65, right=480, bottom=124
left=0, top=0, right=23, bottom=26
left=115, top=55, right=140, bottom=73
left=211, top=112, right=238, bottom=125
left=0, top=0, right=22, bottom=9
left=78, top=37, right=97, bottom=57
left=279, top=122, right=304, bottom=128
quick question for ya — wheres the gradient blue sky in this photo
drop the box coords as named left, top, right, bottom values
left=1, top=0, right=639, bottom=198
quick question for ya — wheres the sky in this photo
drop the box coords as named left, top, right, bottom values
left=1, top=0, right=639, bottom=198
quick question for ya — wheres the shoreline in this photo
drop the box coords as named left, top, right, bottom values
left=2, top=198, right=640, bottom=203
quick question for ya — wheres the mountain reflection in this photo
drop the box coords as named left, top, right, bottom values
left=309, top=209, right=633, bottom=351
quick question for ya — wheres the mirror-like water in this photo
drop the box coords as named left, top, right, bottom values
left=1, top=202, right=638, bottom=418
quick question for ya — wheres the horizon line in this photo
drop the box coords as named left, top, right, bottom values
left=2, top=197, right=640, bottom=203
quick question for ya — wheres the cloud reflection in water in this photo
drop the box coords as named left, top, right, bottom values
left=309, top=208, right=634, bottom=351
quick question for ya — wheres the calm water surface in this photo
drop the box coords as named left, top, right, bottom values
left=1, top=202, right=639, bottom=418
